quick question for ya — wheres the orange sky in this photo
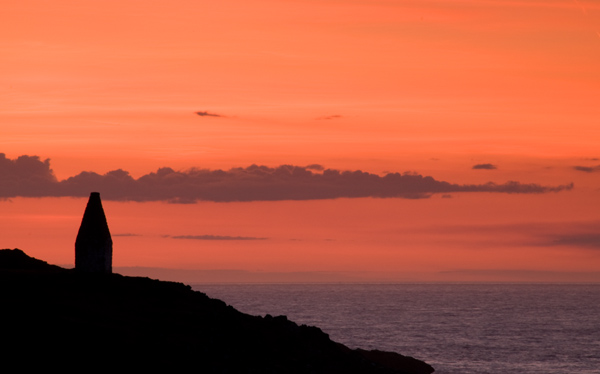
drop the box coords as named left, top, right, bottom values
left=2, top=0, right=600, bottom=282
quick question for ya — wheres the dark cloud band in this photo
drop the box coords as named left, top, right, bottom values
left=0, top=153, right=574, bottom=203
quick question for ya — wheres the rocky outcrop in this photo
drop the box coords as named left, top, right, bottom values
left=0, top=249, right=434, bottom=373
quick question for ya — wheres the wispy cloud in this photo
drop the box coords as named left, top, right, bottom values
left=546, top=233, right=600, bottom=249
left=437, top=269, right=600, bottom=282
left=169, top=235, right=268, bottom=241
left=305, top=164, right=324, bottom=171
left=0, top=153, right=574, bottom=203
left=195, top=111, right=225, bottom=118
left=315, top=115, right=342, bottom=120
left=415, top=221, right=600, bottom=251
left=472, top=163, right=497, bottom=170
left=573, top=165, right=600, bottom=173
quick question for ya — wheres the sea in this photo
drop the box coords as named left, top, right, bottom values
left=193, top=283, right=600, bottom=374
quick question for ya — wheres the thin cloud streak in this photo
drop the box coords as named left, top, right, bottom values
left=438, top=269, right=600, bottom=282
left=0, top=153, right=574, bottom=203
left=410, top=221, right=600, bottom=251
left=573, top=165, right=600, bottom=173
left=472, top=163, right=497, bottom=170
left=315, top=115, right=342, bottom=120
left=305, top=164, right=325, bottom=171
left=169, top=235, right=268, bottom=241
left=195, top=111, right=225, bottom=118
left=546, top=233, right=600, bottom=249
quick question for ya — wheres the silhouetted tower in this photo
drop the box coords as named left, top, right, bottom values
left=75, top=192, right=112, bottom=273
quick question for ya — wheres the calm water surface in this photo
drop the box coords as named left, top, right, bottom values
left=193, top=283, right=600, bottom=374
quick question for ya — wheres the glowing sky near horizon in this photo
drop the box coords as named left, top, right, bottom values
left=1, top=0, right=600, bottom=281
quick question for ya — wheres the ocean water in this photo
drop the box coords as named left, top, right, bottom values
left=193, top=283, right=600, bottom=374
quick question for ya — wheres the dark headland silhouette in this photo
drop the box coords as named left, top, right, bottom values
left=0, top=193, right=434, bottom=373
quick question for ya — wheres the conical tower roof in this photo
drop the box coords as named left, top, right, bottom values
left=75, top=192, right=112, bottom=273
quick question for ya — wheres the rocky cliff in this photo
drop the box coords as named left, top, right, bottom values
left=0, top=248, right=434, bottom=373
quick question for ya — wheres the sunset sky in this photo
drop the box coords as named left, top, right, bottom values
left=2, top=0, right=600, bottom=282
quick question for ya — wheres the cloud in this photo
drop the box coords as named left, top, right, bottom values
left=315, top=115, right=342, bottom=120
left=472, top=163, right=497, bottom=170
left=546, top=233, right=600, bottom=249
left=437, top=269, right=600, bottom=282
left=169, top=235, right=268, bottom=241
left=195, top=111, right=224, bottom=118
left=573, top=165, right=600, bottom=173
left=0, top=153, right=574, bottom=202
left=417, top=221, right=600, bottom=251
left=0, top=153, right=58, bottom=197
left=305, top=164, right=324, bottom=171
left=114, top=233, right=266, bottom=240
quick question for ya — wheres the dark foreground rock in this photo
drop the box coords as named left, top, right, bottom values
left=0, top=249, right=434, bottom=373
